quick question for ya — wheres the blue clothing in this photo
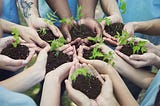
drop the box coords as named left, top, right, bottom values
left=140, top=70, right=160, bottom=106
left=0, top=86, right=36, bottom=106
left=1, top=0, right=20, bottom=24
left=117, top=0, right=160, bottom=45
left=38, top=0, right=77, bottom=26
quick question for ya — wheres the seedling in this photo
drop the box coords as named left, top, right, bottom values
left=115, top=30, right=130, bottom=45
left=119, top=0, right=127, bottom=14
left=97, top=17, right=111, bottom=26
left=88, top=35, right=103, bottom=44
left=12, top=28, right=20, bottom=48
left=75, top=6, right=83, bottom=21
left=71, top=68, right=90, bottom=81
left=50, top=37, right=67, bottom=52
left=89, top=46, right=115, bottom=66
left=39, top=28, right=46, bottom=36
left=132, top=40, right=147, bottom=54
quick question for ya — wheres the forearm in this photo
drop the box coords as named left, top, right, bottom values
left=40, top=76, right=61, bottom=106
left=46, top=0, right=72, bottom=19
left=114, top=54, right=155, bottom=89
left=100, top=0, right=122, bottom=19
left=78, top=0, right=98, bottom=18
left=17, top=0, right=39, bottom=26
left=106, top=66, right=138, bottom=106
left=0, top=67, right=44, bottom=92
left=133, top=19, right=160, bottom=35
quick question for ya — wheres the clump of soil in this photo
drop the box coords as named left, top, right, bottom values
left=37, top=29, right=58, bottom=44
left=1, top=44, right=29, bottom=60
left=120, top=44, right=144, bottom=56
left=70, top=24, right=96, bottom=41
left=83, top=48, right=108, bottom=62
left=46, top=50, right=73, bottom=73
left=72, top=74, right=102, bottom=99
left=104, top=23, right=124, bottom=37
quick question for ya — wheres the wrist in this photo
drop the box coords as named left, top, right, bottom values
left=45, top=72, right=62, bottom=84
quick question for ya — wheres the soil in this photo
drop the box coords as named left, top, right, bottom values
left=70, top=24, right=96, bottom=41
left=37, top=29, right=58, bottom=44
left=83, top=48, right=108, bottom=62
left=46, top=50, right=73, bottom=73
left=72, top=74, right=102, bottom=99
left=120, top=44, right=143, bottom=56
left=1, top=44, right=29, bottom=60
left=104, top=23, right=124, bottom=37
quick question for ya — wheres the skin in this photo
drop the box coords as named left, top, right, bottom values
left=17, top=0, right=63, bottom=40
left=0, top=45, right=50, bottom=92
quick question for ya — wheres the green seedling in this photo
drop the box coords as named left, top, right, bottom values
left=39, top=28, right=46, bottom=36
left=88, top=35, right=103, bottom=44
left=97, top=17, right=111, bottom=26
left=50, top=37, right=67, bottom=52
left=119, top=0, right=127, bottom=14
left=12, top=28, right=20, bottom=48
left=115, top=30, right=130, bottom=45
left=75, top=6, right=83, bottom=21
left=71, top=68, right=88, bottom=81
left=46, top=12, right=59, bottom=23
left=103, top=51, right=115, bottom=66
left=133, top=40, right=147, bottom=54
left=89, top=46, right=104, bottom=59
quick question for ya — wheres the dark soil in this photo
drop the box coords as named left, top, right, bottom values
left=46, top=50, right=73, bottom=73
left=70, top=24, right=96, bottom=41
left=1, top=44, right=29, bottom=60
left=72, top=74, right=102, bottom=99
left=120, top=44, right=143, bottom=56
left=37, top=29, right=58, bottom=44
left=104, top=23, right=124, bottom=37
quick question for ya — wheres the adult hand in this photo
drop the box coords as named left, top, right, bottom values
left=78, top=17, right=102, bottom=37
left=116, top=50, right=160, bottom=69
left=0, top=36, right=36, bottom=71
left=57, top=44, right=74, bottom=56
left=28, top=17, right=63, bottom=38
left=96, top=75, right=120, bottom=106
left=60, top=19, right=77, bottom=42
left=123, top=22, right=136, bottom=36
left=18, top=25, right=48, bottom=47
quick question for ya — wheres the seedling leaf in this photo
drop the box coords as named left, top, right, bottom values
left=12, top=28, right=20, bottom=48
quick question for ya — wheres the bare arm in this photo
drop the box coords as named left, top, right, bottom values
left=129, top=19, right=160, bottom=35
left=100, top=0, right=122, bottom=19
left=78, top=0, right=98, bottom=18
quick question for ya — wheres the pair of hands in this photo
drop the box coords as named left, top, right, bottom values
left=60, top=17, right=102, bottom=42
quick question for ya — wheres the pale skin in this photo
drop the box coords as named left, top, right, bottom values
left=0, top=45, right=50, bottom=92
left=17, top=0, right=63, bottom=38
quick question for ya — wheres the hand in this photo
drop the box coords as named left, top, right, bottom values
left=60, top=19, right=77, bottom=42
left=100, top=15, right=123, bottom=30
left=77, top=45, right=91, bottom=57
left=18, top=25, right=48, bottom=47
left=57, top=44, right=74, bottom=56
left=116, top=50, right=160, bottom=69
left=0, top=37, right=36, bottom=71
left=96, top=75, right=120, bottom=106
left=123, top=22, right=136, bottom=36
left=46, top=62, right=73, bottom=83
left=78, top=17, right=102, bottom=37
left=28, top=17, right=63, bottom=38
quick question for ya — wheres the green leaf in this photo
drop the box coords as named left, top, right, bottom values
left=97, top=17, right=111, bottom=26
left=71, top=68, right=87, bottom=81
left=12, top=28, right=20, bottom=48
left=119, top=0, right=127, bottom=14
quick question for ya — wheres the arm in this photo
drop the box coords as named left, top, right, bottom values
left=100, top=0, right=122, bottom=23
left=40, top=62, right=73, bottom=106
left=78, top=0, right=98, bottom=18
left=124, top=19, right=160, bottom=36
left=0, top=46, right=50, bottom=92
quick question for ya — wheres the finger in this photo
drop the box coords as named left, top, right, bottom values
left=4, top=65, right=25, bottom=72
left=103, top=37, right=118, bottom=46
left=130, top=54, right=146, bottom=61
left=25, top=48, right=35, bottom=63
left=62, top=27, right=71, bottom=42
left=68, top=65, right=75, bottom=81
left=48, top=25, right=63, bottom=37
left=115, top=45, right=123, bottom=51
left=58, top=44, right=70, bottom=51
left=95, top=25, right=102, bottom=37
left=63, top=45, right=74, bottom=54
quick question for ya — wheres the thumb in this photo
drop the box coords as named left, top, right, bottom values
left=130, top=54, right=145, bottom=61
left=78, top=56, right=91, bottom=64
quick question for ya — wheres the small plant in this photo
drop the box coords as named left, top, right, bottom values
left=75, top=6, right=83, bottom=21
left=46, top=12, right=59, bottom=23
left=89, top=46, right=115, bottom=66
left=97, top=17, right=111, bottom=26
left=71, top=68, right=89, bottom=81
left=39, top=28, right=46, bottom=36
left=119, top=0, right=127, bottom=14
left=12, top=28, right=20, bottom=48
left=115, top=30, right=130, bottom=45
left=50, top=37, right=67, bottom=52
left=88, top=35, right=103, bottom=44
left=132, top=40, right=147, bottom=54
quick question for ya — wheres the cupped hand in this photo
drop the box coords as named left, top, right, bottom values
left=78, top=17, right=102, bottom=37
left=0, top=36, right=36, bottom=71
